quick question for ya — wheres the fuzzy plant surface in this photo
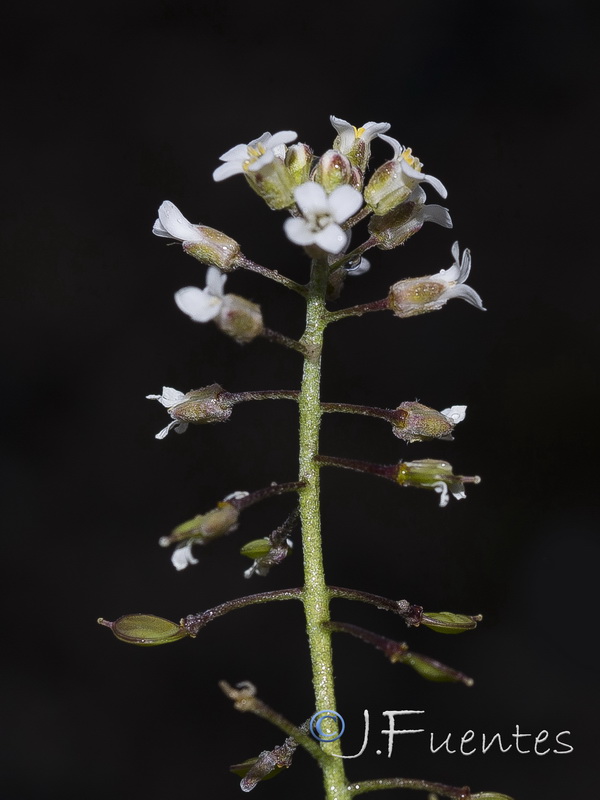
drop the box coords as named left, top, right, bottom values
left=99, top=116, right=513, bottom=800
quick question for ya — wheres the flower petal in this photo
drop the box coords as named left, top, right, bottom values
left=445, top=284, right=486, bottom=310
left=213, top=161, right=245, bottom=182
left=294, top=181, right=329, bottom=216
left=329, top=184, right=363, bottom=223
left=266, top=130, right=297, bottom=149
left=171, top=543, right=199, bottom=571
left=156, top=420, right=178, bottom=440
left=157, top=201, right=204, bottom=242
left=360, top=121, right=391, bottom=142
left=378, top=133, right=402, bottom=159
left=175, top=286, right=222, bottom=322
left=284, top=217, right=315, bottom=246
left=330, top=115, right=355, bottom=153
left=441, top=405, right=467, bottom=424
left=421, top=173, right=448, bottom=199
left=420, top=204, right=453, bottom=228
left=205, top=266, right=227, bottom=297
left=218, top=142, right=254, bottom=162
left=314, top=223, right=348, bottom=254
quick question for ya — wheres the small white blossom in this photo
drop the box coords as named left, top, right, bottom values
left=171, top=542, right=199, bottom=571
left=152, top=200, right=205, bottom=242
left=378, top=133, right=448, bottom=198
left=213, top=130, right=297, bottom=182
left=330, top=115, right=390, bottom=153
left=441, top=405, right=467, bottom=424
left=432, top=242, right=485, bottom=310
left=174, top=266, right=227, bottom=323
left=432, top=481, right=466, bottom=508
left=284, top=182, right=363, bottom=254
left=146, top=387, right=189, bottom=439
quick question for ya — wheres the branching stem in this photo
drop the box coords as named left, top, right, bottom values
left=298, top=258, right=351, bottom=800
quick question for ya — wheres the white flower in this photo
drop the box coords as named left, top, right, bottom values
left=213, top=130, right=297, bottom=182
left=441, top=405, right=467, bottom=424
left=389, top=242, right=485, bottom=318
left=171, top=542, right=199, bottom=571
left=152, top=200, right=205, bottom=242
left=174, top=266, right=227, bottom=322
left=377, top=133, right=447, bottom=198
left=284, top=182, right=363, bottom=254
left=145, top=387, right=189, bottom=439
left=330, top=115, right=390, bottom=153
left=432, top=242, right=485, bottom=309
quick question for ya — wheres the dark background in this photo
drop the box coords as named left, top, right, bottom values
left=2, top=1, right=599, bottom=798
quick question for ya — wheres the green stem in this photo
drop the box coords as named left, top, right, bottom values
left=298, top=259, right=351, bottom=800
left=349, top=778, right=471, bottom=798
left=236, top=255, right=308, bottom=296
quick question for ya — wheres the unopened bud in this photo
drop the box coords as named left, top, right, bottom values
left=389, top=277, right=450, bottom=317
left=421, top=611, right=482, bottom=634
left=285, top=143, right=313, bottom=186
left=153, top=201, right=241, bottom=271
left=396, top=459, right=480, bottom=507
left=368, top=187, right=452, bottom=250
left=170, top=384, right=233, bottom=424
left=217, top=294, right=264, bottom=344
left=98, top=614, right=187, bottom=646
left=393, top=401, right=464, bottom=443
left=161, top=502, right=240, bottom=547
left=245, top=158, right=296, bottom=210
left=146, top=384, right=234, bottom=439
left=182, top=228, right=241, bottom=271
left=388, top=242, right=484, bottom=318
left=311, top=149, right=354, bottom=193
left=364, top=134, right=447, bottom=215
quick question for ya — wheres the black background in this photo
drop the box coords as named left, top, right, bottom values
left=2, top=2, right=599, bottom=799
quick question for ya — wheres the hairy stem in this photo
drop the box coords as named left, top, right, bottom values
left=349, top=778, right=471, bottom=798
left=298, top=259, right=351, bottom=800
left=236, top=255, right=307, bottom=296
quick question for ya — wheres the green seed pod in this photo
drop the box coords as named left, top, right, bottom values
left=98, top=614, right=187, bottom=646
left=421, top=611, right=481, bottom=634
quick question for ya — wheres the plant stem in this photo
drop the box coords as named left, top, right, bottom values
left=349, top=778, right=471, bottom=798
left=298, top=259, right=351, bottom=800
left=236, top=255, right=308, bottom=296
left=261, top=326, right=308, bottom=355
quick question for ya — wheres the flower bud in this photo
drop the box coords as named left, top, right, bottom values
left=245, top=158, right=296, bottom=210
left=146, top=384, right=234, bottom=439
left=396, top=459, right=480, bottom=507
left=388, top=277, right=450, bottom=318
left=368, top=187, right=452, bottom=250
left=161, top=501, right=241, bottom=548
left=217, top=294, right=264, bottom=344
left=285, top=143, right=313, bottom=186
left=421, top=611, right=482, bottom=634
left=98, top=614, right=187, bottom=646
left=311, top=149, right=354, bottom=193
left=182, top=227, right=241, bottom=271
left=392, top=401, right=463, bottom=443
left=169, top=384, right=233, bottom=425
left=152, top=201, right=242, bottom=271
left=364, top=135, right=447, bottom=215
